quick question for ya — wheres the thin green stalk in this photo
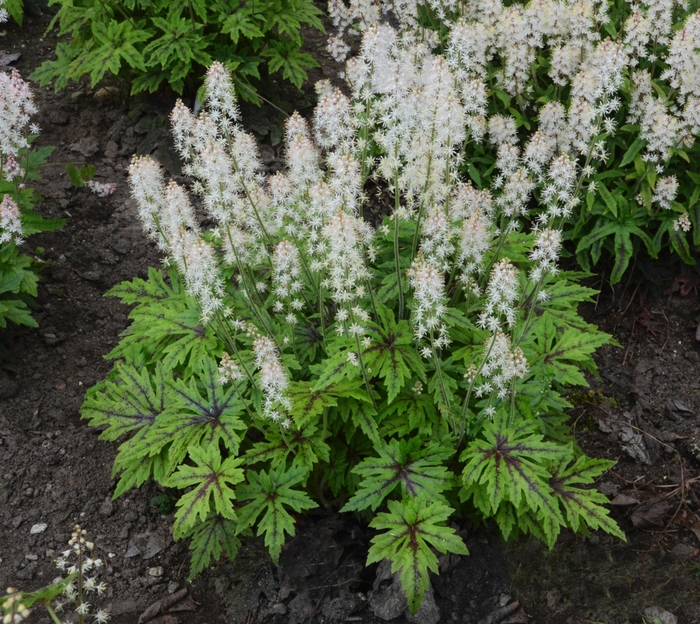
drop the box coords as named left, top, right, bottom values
left=347, top=309, right=377, bottom=411
left=394, top=162, right=405, bottom=319
left=457, top=330, right=498, bottom=450
left=430, top=332, right=455, bottom=431
left=45, top=605, right=63, bottom=624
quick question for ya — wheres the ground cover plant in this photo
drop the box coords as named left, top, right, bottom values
left=0, top=66, right=63, bottom=333
left=31, top=0, right=324, bottom=103
left=81, top=39, right=631, bottom=611
left=330, top=0, right=700, bottom=283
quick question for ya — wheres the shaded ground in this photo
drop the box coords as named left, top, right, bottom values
left=1, top=10, right=699, bottom=624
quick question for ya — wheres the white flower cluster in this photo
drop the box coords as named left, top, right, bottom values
left=272, top=240, right=304, bottom=323
left=407, top=254, right=450, bottom=355
left=0, top=195, right=22, bottom=245
left=53, top=525, right=110, bottom=624
left=251, top=329, right=291, bottom=426
left=0, top=69, right=39, bottom=245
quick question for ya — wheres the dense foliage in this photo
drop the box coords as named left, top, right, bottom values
left=83, top=48, right=626, bottom=612
left=32, top=0, right=324, bottom=103
left=0, top=69, right=63, bottom=332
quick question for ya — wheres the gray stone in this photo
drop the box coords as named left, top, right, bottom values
left=16, top=563, right=37, bottom=580
left=99, top=498, right=114, bottom=517
left=133, top=117, right=154, bottom=134
left=643, top=606, right=677, bottom=624
left=369, top=559, right=440, bottom=624
left=70, top=137, right=100, bottom=158
left=143, top=533, right=167, bottom=560
left=407, top=587, right=440, bottom=624
left=369, top=559, right=408, bottom=621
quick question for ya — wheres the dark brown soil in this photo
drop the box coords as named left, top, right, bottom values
left=1, top=11, right=700, bottom=624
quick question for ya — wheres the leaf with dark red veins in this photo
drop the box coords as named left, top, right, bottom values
left=461, top=416, right=570, bottom=545
left=341, top=438, right=454, bottom=512
left=235, top=464, right=317, bottom=565
left=167, top=441, right=244, bottom=538
left=549, top=455, right=626, bottom=544
left=367, top=495, right=468, bottom=614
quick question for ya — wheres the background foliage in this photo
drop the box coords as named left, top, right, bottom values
left=32, top=0, right=324, bottom=103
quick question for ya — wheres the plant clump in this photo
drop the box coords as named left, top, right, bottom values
left=82, top=38, right=628, bottom=610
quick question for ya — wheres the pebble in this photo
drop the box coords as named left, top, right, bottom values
left=147, top=566, right=163, bottom=577
left=15, top=563, right=37, bottom=580
left=30, top=523, right=47, bottom=534
left=25, top=553, right=38, bottom=561
left=99, top=498, right=114, bottom=517
left=644, top=606, right=677, bottom=624
left=11, top=516, right=23, bottom=528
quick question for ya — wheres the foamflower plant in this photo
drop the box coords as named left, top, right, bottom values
left=0, top=525, right=109, bottom=624
left=83, top=46, right=624, bottom=612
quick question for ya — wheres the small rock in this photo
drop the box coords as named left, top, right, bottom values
left=30, top=523, right=47, bottom=534
left=25, top=553, right=38, bottom=561
left=143, top=534, right=167, bottom=560
left=147, top=566, right=163, bottom=577
left=43, top=333, right=61, bottom=346
left=644, top=606, right=677, bottom=624
left=270, top=603, right=287, bottom=615
left=104, top=140, right=119, bottom=160
left=670, top=542, right=695, bottom=559
left=125, top=542, right=141, bottom=558
left=0, top=377, right=18, bottom=400
left=70, top=136, right=100, bottom=158
left=214, top=576, right=229, bottom=595
left=167, top=581, right=179, bottom=594
left=133, top=117, right=153, bottom=134
left=598, top=481, right=620, bottom=496
left=99, top=498, right=114, bottom=517
left=16, top=563, right=37, bottom=580
left=684, top=350, right=700, bottom=363
left=11, top=515, right=23, bottom=528
left=76, top=357, right=88, bottom=368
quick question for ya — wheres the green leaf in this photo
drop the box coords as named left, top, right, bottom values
left=146, top=356, right=247, bottom=473
left=619, top=137, right=646, bottom=168
left=596, top=182, right=618, bottom=217
left=610, top=228, right=633, bottom=284
left=183, top=515, right=241, bottom=579
left=549, top=456, right=626, bottom=545
left=221, top=10, right=264, bottom=44
left=244, top=420, right=329, bottom=473
left=367, top=495, right=467, bottom=614
left=670, top=227, right=694, bottom=265
left=106, top=269, right=220, bottom=371
left=167, top=441, right=245, bottom=537
left=364, top=303, right=425, bottom=403
left=80, top=362, right=165, bottom=440
left=461, top=415, right=570, bottom=545
left=236, top=464, right=317, bottom=564
left=341, top=439, right=454, bottom=512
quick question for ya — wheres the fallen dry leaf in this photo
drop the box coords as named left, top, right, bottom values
left=629, top=497, right=671, bottom=528
left=138, top=588, right=196, bottom=624
left=674, top=510, right=700, bottom=542
left=94, top=86, right=120, bottom=100
left=610, top=493, right=641, bottom=506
